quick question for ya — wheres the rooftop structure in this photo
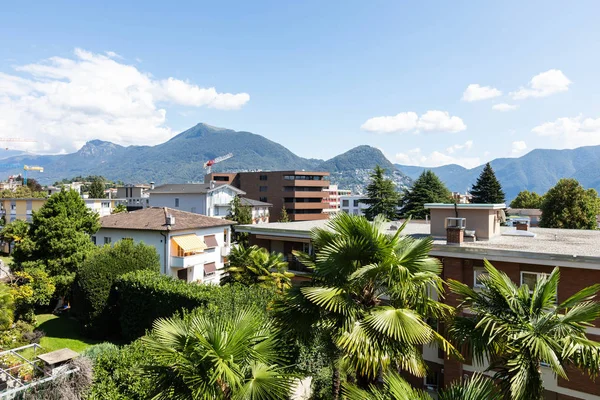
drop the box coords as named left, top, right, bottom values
left=100, top=207, right=233, bottom=231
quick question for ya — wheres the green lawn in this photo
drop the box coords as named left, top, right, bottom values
left=34, top=313, right=103, bottom=353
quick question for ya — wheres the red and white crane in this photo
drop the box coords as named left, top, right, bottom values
left=203, top=153, right=233, bottom=174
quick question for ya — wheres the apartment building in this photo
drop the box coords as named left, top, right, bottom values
left=95, top=207, right=233, bottom=284
left=82, top=198, right=127, bottom=217
left=206, top=171, right=330, bottom=222
left=339, top=194, right=368, bottom=216
left=0, top=198, right=47, bottom=223
left=323, top=185, right=351, bottom=214
left=116, top=183, right=151, bottom=211
left=237, top=204, right=600, bottom=399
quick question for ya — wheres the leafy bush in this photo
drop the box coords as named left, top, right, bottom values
left=72, top=240, right=160, bottom=337
left=81, top=342, right=119, bottom=363
left=87, top=339, right=153, bottom=400
left=9, top=266, right=55, bottom=322
left=113, top=270, right=215, bottom=340
left=0, top=320, right=37, bottom=349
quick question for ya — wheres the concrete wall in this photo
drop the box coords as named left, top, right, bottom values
left=429, top=208, right=500, bottom=240
left=150, top=193, right=208, bottom=214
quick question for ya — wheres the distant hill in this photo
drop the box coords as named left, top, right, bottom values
left=0, top=123, right=404, bottom=192
left=396, top=145, right=600, bottom=200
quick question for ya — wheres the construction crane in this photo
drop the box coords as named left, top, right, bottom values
left=203, top=153, right=233, bottom=175
left=23, top=165, right=43, bottom=185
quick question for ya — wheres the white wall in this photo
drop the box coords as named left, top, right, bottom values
left=340, top=195, right=368, bottom=216
left=206, top=187, right=240, bottom=217
left=149, top=186, right=240, bottom=218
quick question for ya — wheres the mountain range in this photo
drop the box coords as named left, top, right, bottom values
left=1, top=122, right=599, bottom=200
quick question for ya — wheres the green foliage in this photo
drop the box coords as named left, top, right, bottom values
left=9, top=267, right=55, bottom=322
left=143, top=307, right=295, bottom=399
left=113, top=270, right=214, bottom=340
left=509, top=190, right=544, bottom=209
left=13, top=190, right=100, bottom=283
left=279, top=205, right=290, bottom=222
left=221, top=245, right=293, bottom=293
left=87, top=339, right=154, bottom=400
left=448, top=260, right=600, bottom=400
left=0, top=320, right=39, bottom=349
left=227, top=195, right=252, bottom=244
left=81, top=342, right=120, bottom=363
left=470, top=163, right=505, bottom=204
left=399, top=170, right=452, bottom=219
left=361, top=165, right=401, bottom=221
left=539, top=178, right=599, bottom=229
left=88, top=177, right=106, bottom=198
left=72, top=240, right=160, bottom=337
left=0, top=283, right=14, bottom=330
left=0, top=185, right=46, bottom=199
left=0, top=219, right=29, bottom=248
left=111, top=203, right=127, bottom=214
left=274, top=213, right=455, bottom=392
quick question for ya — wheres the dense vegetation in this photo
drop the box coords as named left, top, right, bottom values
left=539, top=178, right=600, bottom=229
left=509, top=189, right=544, bottom=209
left=361, top=165, right=401, bottom=220
left=399, top=170, right=452, bottom=218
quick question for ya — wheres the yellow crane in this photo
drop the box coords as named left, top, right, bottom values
left=23, top=165, right=43, bottom=185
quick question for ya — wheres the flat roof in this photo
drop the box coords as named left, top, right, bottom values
left=37, top=348, right=79, bottom=365
left=237, top=220, right=600, bottom=266
left=424, top=203, right=506, bottom=210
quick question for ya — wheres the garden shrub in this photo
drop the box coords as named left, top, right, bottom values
left=81, top=342, right=119, bottom=363
left=72, top=240, right=160, bottom=338
left=9, top=267, right=55, bottom=322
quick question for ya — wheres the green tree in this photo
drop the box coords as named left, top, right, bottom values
left=12, top=190, right=100, bottom=293
left=361, top=165, right=400, bottom=220
left=470, top=163, right=505, bottom=204
left=143, top=307, right=295, bottom=399
left=399, top=170, right=453, bottom=219
left=279, top=206, right=290, bottom=222
left=111, top=204, right=127, bottom=214
left=227, top=196, right=252, bottom=244
left=275, top=213, right=455, bottom=396
left=89, top=177, right=106, bottom=198
left=510, top=190, right=544, bottom=209
left=539, top=178, right=599, bottom=229
left=0, top=283, right=14, bottom=330
left=448, top=260, right=600, bottom=400
left=0, top=219, right=30, bottom=253
left=343, top=371, right=501, bottom=400
left=221, top=245, right=293, bottom=293
left=72, top=239, right=160, bottom=336
left=10, top=266, right=56, bottom=322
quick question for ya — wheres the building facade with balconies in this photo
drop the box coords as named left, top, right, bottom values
left=95, top=207, right=234, bottom=284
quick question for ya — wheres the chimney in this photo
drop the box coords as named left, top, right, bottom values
left=150, top=181, right=155, bottom=190
left=210, top=180, right=216, bottom=189
left=446, top=217, right=466, bottom=245
left=516, top=222, right=528, bottom=231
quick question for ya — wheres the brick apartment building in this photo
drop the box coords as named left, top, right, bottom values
left=237, top=204, right=600, bottom=399
left=205, top=171, right=330, bottom=222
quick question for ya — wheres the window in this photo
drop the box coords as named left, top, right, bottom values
left=259, top=174, right=268, bottom=181
left=259, top=196, right=268, bottom=202
left=177, top=268, right=188, bottom=281
left=342, top=199, right=349, bottom=207
left=175, top=198, right=180, bottom=207
left=104, top=237, right=112, bottom=244
left=473, top=269, right=487, bottom=288
left=102, top=202, right=110, bottom=208
left=353, top=200, right=360, bottom=207
left=259, top=186, right=268, bottom=192
left=424, top=371, right=440, bottom=391
left=91, top=236, right=96, bottom=245
left=521, top=271, right=549, bottom=290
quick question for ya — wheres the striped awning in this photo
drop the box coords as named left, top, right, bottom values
left=172, top=234, right=206, bottom=252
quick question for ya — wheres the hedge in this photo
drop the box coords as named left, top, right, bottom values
left=113, top=270, right=215, bottom=341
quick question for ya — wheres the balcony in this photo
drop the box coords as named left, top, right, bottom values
left=285, top=180, right=330, bottom=187
left=170, top=253, right=208, bottom=269
left=285, top=191, right=326, bottom=199
left=284, top=202, right=325, bottom=210
left=221, top=245, right=231, bottom=257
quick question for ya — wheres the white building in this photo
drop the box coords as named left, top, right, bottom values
left=95, top=207, right=233, bottom=284
left=323, top=185, right=351, bottom=214
left=340, top=195, right=368, bottom=216
left=149, top=183, right=271, bottom=222
left=116, top=184, right=151, bottom=211
left=83, top=198, right=127, bottom=217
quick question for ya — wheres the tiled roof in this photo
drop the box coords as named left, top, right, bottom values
left=100, top=207, right=234, bottom=231
left=240, top=197, right=272, bottom=207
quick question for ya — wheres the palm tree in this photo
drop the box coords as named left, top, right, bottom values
left=221, top=245, right=293, bottom=292
left=448, top=260, right=600, bottom=400
left=142, top=307, right=295, bottom=399
left=274, top=213, right=456, bottom=395
left=343, top=371, right=501, bottom=400
left=0, top=283, right=14, bottom=330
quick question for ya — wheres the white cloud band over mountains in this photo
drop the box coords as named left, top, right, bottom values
left=361, top=110, right=466, bottom=134
left=0, top=49, right=250, bottom=153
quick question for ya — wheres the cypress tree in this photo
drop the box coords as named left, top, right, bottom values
left=470, top=163, right=505, bottom=204
left=361, top=165, right=400, bottom=221
left=399, top=170, right=453, bottom=219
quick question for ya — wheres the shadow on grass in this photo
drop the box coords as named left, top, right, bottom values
left=36, top=315, right=87, bottom=342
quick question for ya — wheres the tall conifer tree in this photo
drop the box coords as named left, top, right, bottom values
left=361, top=165, right=400, bottom=221
left=470, top=163, right=505, bottom=204
left=400, top=170, right=452, bottom=218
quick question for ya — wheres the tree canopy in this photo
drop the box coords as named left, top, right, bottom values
left=227, top=195, right=253, bottom=244
left=509, top=190, right=544, bottom=209
left=470, top=163, right=505, bottom=204
left=399, top=170, right=452, bottom=219
left=361, top=165, right=400, bottom=220
left=539, top=178, right=599, bottom=229
left=88, top=177, right=106, bottom=198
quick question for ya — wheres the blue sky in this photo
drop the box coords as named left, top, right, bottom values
left=1, top=1, right=599, bottom=167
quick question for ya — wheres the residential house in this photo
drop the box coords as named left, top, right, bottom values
left=95, top=207, right=234, bottom=284
left=240, top=197, right=272, bottom=224
left=205, top=171, right=331, bottom=221
left=237, top=204, right=600, bottom=399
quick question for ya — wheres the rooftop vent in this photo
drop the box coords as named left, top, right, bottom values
left=446, top=217, right=466, bottom=245
left=166, top=214, right=176, bottom=226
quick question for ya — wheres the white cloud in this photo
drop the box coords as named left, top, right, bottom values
left=531, top=115, right=600, bottom=148
left=360, top=112, right=418, bottom=133
left=511, top=141, right=527, bottom=154
left=462, top=84, right=502, bottom=102
left=395, top=147, right=480, bottom=168
left=0, top=48, right=250, bottom=153
left=510, top=69, right=571, bottom=100
left=492, top=103, right=519, bottom=112
left=446, top=140, right=473, bottom=154
left=417, top=110, right=467, bottom=133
